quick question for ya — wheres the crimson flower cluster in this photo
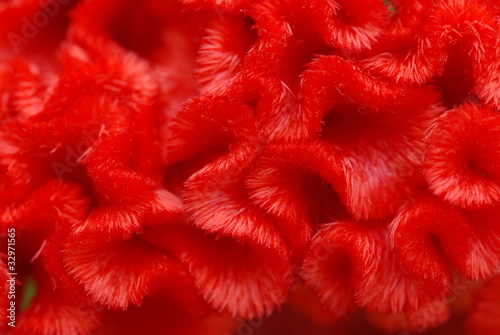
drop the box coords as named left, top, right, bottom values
left=1, top=0, right=500, bottom=334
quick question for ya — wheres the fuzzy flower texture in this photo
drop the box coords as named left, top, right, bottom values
left=1, top=0, right=500, bottom=334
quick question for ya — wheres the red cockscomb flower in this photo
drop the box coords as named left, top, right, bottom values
left=1, top=0, right=499, bottom=335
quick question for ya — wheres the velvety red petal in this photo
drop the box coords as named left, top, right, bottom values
left=424, top=103, right=500, bottom=210
left=463, top=208, right=500, bottom=280
left=362, top=0, right=499, bottom=91
left=195, top=14, right=256, bottom=95
left=3, top=180, right=89, bottom=231
left=0, top=59, right=55, bottom=119
left=0, top=156, right=46, bottom=215
left=13, top=273, right=101, bottom=335
left=301, top=56, right=443, bottom=219
left=304, top=0, right=389, bottom=51
left=143, top=223, right=291, bottom=319
left=63, top=233, right=187, bottom=310
left=166, top=95, right=259, bottom=164
left=184, top=145, right=285, bottom=249
left=246, top=141, right=349, bottom=257
left=390, top=197, right=475, bottom=291
left=230, top=1, right=331, bottom=141
left=301, top=223, right=360, bottom=320
left=302, top=220, right=451, bottom=329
